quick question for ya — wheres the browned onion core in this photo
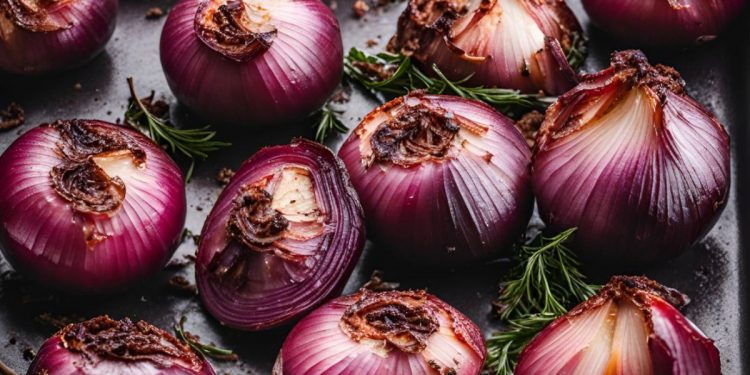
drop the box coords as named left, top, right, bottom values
left=610, top=50, right=685, bottom=103
left=59, top=316, right=206, bottom=370
left=48, top=120, right=145, bottom=216
left=195, top=0, right=278, bottom=62
left=387, top=0, right=469, bottom=55
left=580, top=276, right=689, bottom=315
left=340, top=290, right=440, bottom=354
left=227, top=184, right=290, bottom=250
left=0, top=0, right=71, bottom=32
left=371, top=103, right=460, bottom=167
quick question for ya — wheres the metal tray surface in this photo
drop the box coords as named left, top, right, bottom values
left=0, top=1, right=748, bottom=374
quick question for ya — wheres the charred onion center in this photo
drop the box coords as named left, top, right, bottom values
left=611, top=50, right=685, bottom=103
left=59, top=316, right=204, bottom=370
left=228, top=183, right=290, bottom=250
left=370, top=103, right=459, bottom=167
left=49, top=120, right=145, bottom=216
left=0, top=0, right=72, bottom=32
left=195, top=0, right=278, bottom=62
left=340, top=290, right=439, bottom=354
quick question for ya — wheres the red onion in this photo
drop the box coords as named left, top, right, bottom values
left=583, top=0, right=745, bottom=46
left=515, top=276, right=720, bottom=374
left=27, top=316, right=216, bottom=375
left=532, top=50, right=730, bottom=265
left=196, top=139, right=365, bottom=331
left=0, top=0, right=118, bottom=75
left=387, top=0, right=583, bottom=95
left=0, top=120, right=186, bottom=293
left=160, top=0, right=343, bottom=126
left=274, top=289, right=486, bottom=375
left=338, top=93, right=533, bottom=267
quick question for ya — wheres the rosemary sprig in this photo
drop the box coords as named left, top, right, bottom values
left=174, top=316, right=238, bottom=361
left=125, top=78, right=230, bottom=181
left=314, top=103, right=348, bottom=142
left=485, top=313, right=558, bottom=375
left=566, top=33, right=588, bottom=70
left=343, top=48, right=555, bottom=116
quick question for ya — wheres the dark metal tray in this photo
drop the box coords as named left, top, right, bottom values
left=0, top=1, right=747, bottom=374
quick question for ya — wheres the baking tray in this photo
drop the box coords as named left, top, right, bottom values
left=0, top=1, right=747, bottom=374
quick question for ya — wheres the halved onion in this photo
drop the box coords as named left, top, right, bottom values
left=533, top=50, right=730, bottom=265
left=387, top=0, right=583, bottom=95
left=274, top=289, right=486, bottom=375
left=515, top=276, right=720, bottom=375
left=339, top=93, right=533, bottom=267
left=27, top=316, right=216, bottom=374
left=196, top=139, right=365, bottom=331
left=0, top=120, right=186, bottom=293
left=0, top=0, right=118, bottom=74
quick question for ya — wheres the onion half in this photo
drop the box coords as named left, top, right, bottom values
left=533, top=50, right=730, bottom=265
left=582, top=0, right=745, bottom=46
left=0, top=0, right=118, bottom=74
left=0, top=120, right=186, bottom=293
left=339, top=93, right=533, bottom=267
left=196, top=139, right=365, bottom=331
left=27, top=316, right=216, bottom=375
left=515, top=276, right=720, bottom=375
left=387, top=0, right=583, bottom=95
left=160, top=0, right=343, bottom=126
left=274, top=289, right=486, bottom=375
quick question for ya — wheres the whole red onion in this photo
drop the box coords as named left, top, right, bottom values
left=274, top=289, right=486, bottom=375
left=0, top=120, right=186, bottom=293
left=0, top=0, right=118, bottom=74
left=516, top=276, right=720, bottom=374
left=387, top=0, right=583, bottom=95
left=160, top=0, right=343, bottom=126
left=339, top=93, right=533, bottom=267
left=196, top=139, right=365, bottom=331
left=27, top=316, right=216, bottom=375
left=532, top=50, right=730, bottom=265
left=583, top=0, right=745, bottom=46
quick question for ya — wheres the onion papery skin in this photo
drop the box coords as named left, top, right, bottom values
left=0, top=0, right=118, bottom=75
left=515, top=276, right=720, bottom=375
left=275, top=290, right=486, bottom=375
left=387, top=0, right=582, bottom=95
left=339, top=93, right=533, bottom=268
left=160, top=0, right=343, bottom=126
left=27, top=315, right=216, bottom=375
left=196, top=139, right=365, bottom=331
left=582, top=0, right=745, bottom=47
left=532, top=50, right=730, bottom=265
left=0, top=120, right=186, bottom=293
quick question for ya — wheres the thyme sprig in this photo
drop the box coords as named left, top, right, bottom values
left=314, top=103, right=348, bottom=143
left=343, top=48, right=555, bottom=116
left=125, top=78, right=230, bottom=181
left=485, top=313, right=557, bottom=375
left=174, top=316, right=238, bottom=361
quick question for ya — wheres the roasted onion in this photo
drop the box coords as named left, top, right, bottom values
left=583, top=0, right=745, bottom=46
left=196, top=139, right=365, bottom=331
left=274, top=289, right=486, bottom=375
left=533, top=50, right=730, bottom=265
left=27, top=315, right=216, bottom=375
left=339, top=93, right=533, bottom=267
left=160, top=0, right=343, bottom=126
left=387, top=0, right=583, bottom=95
left=0, top=0, right=118, bottom=74
left=0, top=120, right=186, bottom=293
left=515, top=276, right=720, bottom=375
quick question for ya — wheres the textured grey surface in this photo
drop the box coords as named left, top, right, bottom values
left=0, top=1, right=747, bottom=374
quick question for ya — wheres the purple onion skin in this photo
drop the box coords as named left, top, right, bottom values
left=196, top=139, right=365, bottom=331
left=160, top=0, right=343, bottom=126
left=532, top=50, right=730, bottom=265
left=339, top=94, right=533, bottom=268
left=583, top=0, right=745, bottom=46
left=0, top=121, right=186, bottom=293
left=0, top=0, right=118, bottom=75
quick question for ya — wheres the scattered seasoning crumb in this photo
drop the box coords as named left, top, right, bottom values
left=106, top=110, right=112, bottom=116
left=169, top=275, right=197, bottom=295
left=73, top=82, right=82, bottom=90
left=366, top=39, right=378, bottom=47
left=362, top=270, right=400, bottom=291
left=515, top=110, right=545, bottom=148
left=216, top=167, right=236, bottom=187
left=330, top=86, right=351, bottom=104
left=0, top=102, right=24, bottom=131
left=196, top=206, right=203, bottom=211
left=352, top=0, right=369, bottom=18
left=145, top=7, right=165, bottom=19
left=8, top=336, right=16, bottom=346
left=22, top=348, right=35, bottom=361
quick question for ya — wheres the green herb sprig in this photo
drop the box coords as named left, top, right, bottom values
left=314, top=103, right=348, bottom=143
left=125, top=78, right=230, bottom=181
left=174, top=316, right=238, bottom=361
left=485, top=313, right=557, bottom=375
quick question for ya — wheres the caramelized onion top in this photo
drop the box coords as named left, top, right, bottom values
left=195, top=0, right=278, bottom=62
left=0, top=0, right=72, bottom=32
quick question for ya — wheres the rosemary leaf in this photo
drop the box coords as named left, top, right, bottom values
left=174, top=316, right=238, bottom=361
left=485, top=313, right=558, bottom=375
left=125, top=78, right=230, bottom=181
left=314, top=104, right=348, bottom=143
